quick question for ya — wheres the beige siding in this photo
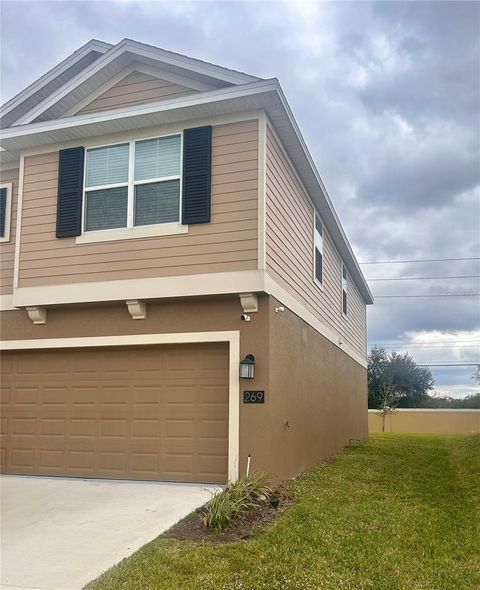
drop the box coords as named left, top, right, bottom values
left=78, top=71, right=200, bottom=114
left=0, top=168, right=19, bottom=295
left=18, top=120, right=258, bottom=287
left=265, top=125, right=366, bottom=357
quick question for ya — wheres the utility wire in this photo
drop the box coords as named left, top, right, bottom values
left=371, top=340, right=480, bottom=346
left=416, top=363, right=480, bottom=367
left=377, top=344, right=479, bottom=349
left=367, top=275, right=480, bottom=282
left=359, top=257, right=480, bottom=265
left=375, top=293, right=480, bottom=298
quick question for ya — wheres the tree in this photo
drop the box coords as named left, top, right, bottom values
left=413, top=393, right=480, bottom=409
left=368, top=346, right=434, bottom=408
left=376, top=379, right=398, bottom=432
left=473, top=367, right=480, bottom=386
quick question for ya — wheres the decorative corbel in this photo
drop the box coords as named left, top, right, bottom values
left=239, top=292, right=258, bottom=313
left=126, top=300, right=146, bottom=320
left=26, top=306, right=47, bottom=325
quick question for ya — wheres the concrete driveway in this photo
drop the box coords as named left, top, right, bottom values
left=0, top=475, right=219, bottom=590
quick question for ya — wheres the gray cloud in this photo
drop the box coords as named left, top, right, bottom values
left=1, top=0, right=479, bottom=393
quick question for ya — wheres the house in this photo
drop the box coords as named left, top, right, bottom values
left=0, top=39, right=373, bottom=486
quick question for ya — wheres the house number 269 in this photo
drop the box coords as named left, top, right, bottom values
left=243, top=391, right=265, bottom=404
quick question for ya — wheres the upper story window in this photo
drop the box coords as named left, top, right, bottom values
left=0, top=183, right=12, bottom=243
left=342, top=263, right=348, bottom=316
left=84, top=134, right=181, bottom=232
left=314, top=213, right=323, bottom=285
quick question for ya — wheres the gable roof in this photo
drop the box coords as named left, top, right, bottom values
left=0, top=40, right=111, bottom=129
left=0, top=40, right=372, bottom=304
left=3, top=38, right=260, bottom=128
left=0, top=75, right=373, bottom=305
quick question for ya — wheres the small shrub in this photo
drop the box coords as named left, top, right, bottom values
left=201, top=470, right=272, bottom=531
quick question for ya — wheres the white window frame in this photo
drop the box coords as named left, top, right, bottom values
left=313, top=212, right=323, bottom=289
left=342, top=262, right=348, bottom=317
left=0, top=182, right=13, bottom=243
left=79, top=131, right=185, bottom=243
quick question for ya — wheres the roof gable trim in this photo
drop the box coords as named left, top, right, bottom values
left=1, top=40, right=111, bottom=119
left=15, top=39, right=260, bottom=126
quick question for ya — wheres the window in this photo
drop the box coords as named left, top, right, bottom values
left=0, top=183, right=12, bottom=242
left=342, top=263, right=348, bottom=316
left=314, top=214, right=323, bottom=285
left=83, top=134, right=181, bottom=232
left=134, top=136, right=181, bottom=226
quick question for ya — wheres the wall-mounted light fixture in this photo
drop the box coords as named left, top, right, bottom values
left=240, top=354, right=255, bottom=379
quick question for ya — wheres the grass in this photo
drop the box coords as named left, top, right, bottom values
left=84, top=434, right=480, bottom=590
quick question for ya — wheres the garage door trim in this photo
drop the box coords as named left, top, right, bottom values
left=1, top=331, right=240, bottom=483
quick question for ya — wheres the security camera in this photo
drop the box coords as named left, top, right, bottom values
left=240, top=314, right=251, bottom=322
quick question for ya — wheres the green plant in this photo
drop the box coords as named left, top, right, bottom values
left=201, top=470, right=272, bottom=530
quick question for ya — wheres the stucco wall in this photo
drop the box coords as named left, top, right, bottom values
left=264, top=297, right=368, bottom=483
left=368, top=409, right=480, bottom=434
left=1, top=295, right=270, bottom=483
left=1, top=294, right=368, bottom=485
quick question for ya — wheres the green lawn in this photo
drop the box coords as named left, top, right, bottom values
left=85, top=434, right=480, bottom=590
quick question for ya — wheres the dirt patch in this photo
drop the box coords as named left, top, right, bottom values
left=163, top=487, right=293, bottom=544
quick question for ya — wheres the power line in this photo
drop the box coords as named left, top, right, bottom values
left=416, top=363, right=480, bottom=367
left=359, top=257, right=480, bottom=265
left=367, top=275, right=480, bottom=282
left=375, top=293, right=479, bottom=298
left=378, top=344, right=479, bottom=349
left=371, top=340, right=480, bottom=346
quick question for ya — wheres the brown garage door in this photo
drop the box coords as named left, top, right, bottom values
left=0, top=343, right=229, bottom=483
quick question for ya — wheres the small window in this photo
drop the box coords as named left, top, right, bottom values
left=342, top=263, right=348, bottom=316
left=0, top=183, right=12, bottom=242
left=83, top=134, right=181, bottom=233
left=86, top=143, right=129, bottom=187
left=314, top=214, right=323, bottom=285
left=134, top=135, right=181, bottom=227
left=85, top=143, right=129, bottom=231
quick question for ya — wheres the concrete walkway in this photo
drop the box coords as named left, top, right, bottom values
left=0, top=475, right=218, bottom=590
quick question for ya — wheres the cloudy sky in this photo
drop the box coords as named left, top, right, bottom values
left=1, top=0, right=479, bottom=395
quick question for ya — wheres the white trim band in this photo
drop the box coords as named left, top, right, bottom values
left=10, top=269, right=367, bottom=367
left=12, top=270, right=265, bottom=308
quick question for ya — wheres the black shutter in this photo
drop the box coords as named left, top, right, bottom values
left=182, top=126, right=212, bottom=224
left=0, top=187, right=7, bottom=237
left=56, top=146, right=85, bottom=238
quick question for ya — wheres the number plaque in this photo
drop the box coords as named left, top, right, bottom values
left=243, top=391, right=265, bottom=404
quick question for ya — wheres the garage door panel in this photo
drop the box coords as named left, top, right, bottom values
left=40, top=417, right=66, bottom=437
left=1, top=343, right=229, bottom=483
left=9, top=448, right=35, bottom=470
left=38, top=449, right=64, bottom=470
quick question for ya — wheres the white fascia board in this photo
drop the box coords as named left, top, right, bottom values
left=15, top=40, right=134, bottom=125
left=120, top=39, right=259, bottom=84
left=15, top=39, right=259, bottom=126
left=268, top=85, right=374, bottom=305
left=0, top=40, right=111, bottom=120
left=0, top=80, right=278, bottom=145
